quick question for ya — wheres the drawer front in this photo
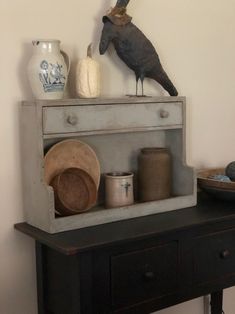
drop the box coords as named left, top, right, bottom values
left=111, top=241, right=178, bottom=308
left=42, top=102, right=182, bottom=135
left=193, top=229, right=235, bottom=285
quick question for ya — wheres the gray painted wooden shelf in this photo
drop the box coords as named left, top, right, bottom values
left=21, top=96, right=196, bottom=233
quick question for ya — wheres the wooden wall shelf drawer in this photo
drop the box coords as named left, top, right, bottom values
left=42, top=102, right=183, bottom=136
left=21, top=97, right=196, bottom=233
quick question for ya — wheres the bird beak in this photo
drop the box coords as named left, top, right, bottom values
left=99, top=40, right=108, bottom=55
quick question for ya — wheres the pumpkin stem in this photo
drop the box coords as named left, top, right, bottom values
left=87, top=43, right=92, bottom=58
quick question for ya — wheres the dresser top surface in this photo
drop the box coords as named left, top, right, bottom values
left=15, top=193, right=235, bottom=255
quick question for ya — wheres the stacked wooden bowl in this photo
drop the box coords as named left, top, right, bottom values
left=44, top=139, right=100, bottom=216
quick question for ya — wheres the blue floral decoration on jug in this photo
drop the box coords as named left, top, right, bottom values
left=39, top=60, right=65, bottom=93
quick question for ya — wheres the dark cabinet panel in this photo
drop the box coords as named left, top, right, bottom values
left=15, top=193, right=235, bottom=314
left=193, top=228, right=235, bottom=285
left=111, top=241, right=178, bottom=308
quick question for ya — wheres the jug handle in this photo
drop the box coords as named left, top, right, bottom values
left=61, top=50, right=71, bottom=74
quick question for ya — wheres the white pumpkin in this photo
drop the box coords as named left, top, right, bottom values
left=76, top=44, right=101, bottom=98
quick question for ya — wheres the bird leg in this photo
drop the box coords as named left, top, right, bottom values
left=127, top=77, right=148, bottom=98
left=133, top=79, right=147, bottom=97
left=139, top=76, right=148, bottom=97
left=141, top=78, right=144, bottom=97
left=126, top=79, right=140, bottom=97
left=136, top=78, right=139, bottom=96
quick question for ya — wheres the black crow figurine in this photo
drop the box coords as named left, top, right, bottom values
left=99, top=0, right=178, bottom=96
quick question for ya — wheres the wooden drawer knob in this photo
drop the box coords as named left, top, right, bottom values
left=160, top=109, right=170, bottom=119
left=66, top=115, right=78, bottom=126
left=220, top=249, right=230, bottom=259
left=144, top=271, right=155, bottom=281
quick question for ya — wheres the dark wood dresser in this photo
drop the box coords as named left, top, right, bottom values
left=15, top=193, right=235, bottom=314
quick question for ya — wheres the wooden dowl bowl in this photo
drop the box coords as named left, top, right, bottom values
left=50, top=167, right=97, bottom=216
left=197, top=168, right=235, bottom=201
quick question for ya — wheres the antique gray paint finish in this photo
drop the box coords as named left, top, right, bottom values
left=21, top=97, right=196, bottom=233
left=42, top=102, right=182, bottom=135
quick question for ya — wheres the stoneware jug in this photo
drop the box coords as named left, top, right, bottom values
left=27, top=39, right=70, bottom=100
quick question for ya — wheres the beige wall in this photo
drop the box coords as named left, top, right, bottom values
left=1, top=0, right=235, bottom=313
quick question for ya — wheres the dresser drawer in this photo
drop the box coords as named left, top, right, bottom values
left=42, top=102, right=183, bottom=135
left=193, top=229, right=235, bottom=285
left=111, top=241, right=179, bottom=308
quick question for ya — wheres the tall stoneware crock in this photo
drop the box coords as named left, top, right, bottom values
left=27, top=39, right=70, bottom=99
left=138, top=147, right=171, bottom=202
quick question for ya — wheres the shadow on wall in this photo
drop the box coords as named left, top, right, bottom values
left=92, top=0, right=112, bottom=52
left=18, top=42, right=35, bottom=101
left=68, top=0, right=115, bottom=98
left=92, top=0, right=134, bottom=96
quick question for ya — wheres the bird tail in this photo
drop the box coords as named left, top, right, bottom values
left=150, top=68, right=178, bottom=96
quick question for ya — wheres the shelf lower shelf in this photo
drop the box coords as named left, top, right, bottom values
left=43, top=192, right=197, bottom=233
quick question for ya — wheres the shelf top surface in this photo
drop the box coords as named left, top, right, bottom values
left=15, top=193, right=235, bottom=255
left=22, top=96, right=185, bottom=107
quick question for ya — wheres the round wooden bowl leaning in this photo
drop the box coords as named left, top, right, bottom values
left=50, top=167, right=97, bottom=216
left=44, top=139, right=101, bottom=189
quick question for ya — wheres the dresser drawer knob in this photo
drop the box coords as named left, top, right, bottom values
left=160, top=109, right=170, bottom=119
left=144, top=271, right=155, bottom=281
left=66, top=115, right=78, bottom=126
left=220, top=249, right=230, bottom=259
